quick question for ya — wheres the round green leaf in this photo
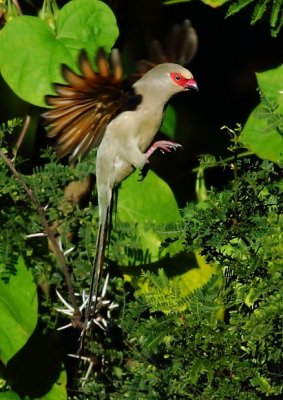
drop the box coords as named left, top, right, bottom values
left=0, top=392, right=21, bottom=400
left=240, top=65, right=283, bottom=166
left=0, top=257, right=38, bottom=365
left=0, top=17, right=70, bottom=106
left=116, top=170, right=181, bottom=262
left=35, top=369, right=67, bottom=400
left=118, top=170, right=180, bottom=224
left=0, top=0, right=119, bottom=106
left=57, top=0, right=118, bottom=55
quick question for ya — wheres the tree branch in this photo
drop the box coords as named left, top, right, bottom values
left=0, top=149, right=82, bottom=325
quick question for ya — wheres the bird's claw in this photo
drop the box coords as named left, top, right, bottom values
left=146, top=140, right=182, bottom=158
left=139, top=140, right=182, bottom=181
left=139, top=163, right=150, bottom=180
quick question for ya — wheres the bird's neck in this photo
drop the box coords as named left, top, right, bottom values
left=133, top=80, right=172, bottom=110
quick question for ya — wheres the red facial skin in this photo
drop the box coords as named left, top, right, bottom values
left=170, top=72, right=198, bottom=90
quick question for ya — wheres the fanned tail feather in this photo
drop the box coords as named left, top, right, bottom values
left=43, top=49, right=125, bottom=162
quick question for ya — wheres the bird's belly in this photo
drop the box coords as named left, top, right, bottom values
left=136, top=113, right=163, bottom=152
left=113, top=157, right=133, bottom=185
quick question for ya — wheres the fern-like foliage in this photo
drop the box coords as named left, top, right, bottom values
left=77, top=159, right=282, bottom=399
left=0, top=109, right=282, bottom=399
left=164, top=0, right=283, bottom=36
left=227, top=0, right=283, bottom=36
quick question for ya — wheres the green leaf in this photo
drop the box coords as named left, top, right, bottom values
left=226, top=0, right=254, bottom=17
left=35, top=369, right=67, bottom=400
left=251, top=1, right=267, bottom=25
left=0, top=392, right=21, bottom=400
left=164, top=0, right=230, bottom=6
left=160, top=105, right=177, bottom=139
left=0, top=257, right=38, bottom=365
left=117, top=170, right=181, bottom=261
left=0, top=0, right=119, bottom=106
left=117, top=171, right=218, bottom=296
left=57, top=0, right=118, bottom=54
left=118, top=170, right=180, bottom=225
left=240, top=65, right=283, bottom=166
left=201, top=0, right=231, bottom=7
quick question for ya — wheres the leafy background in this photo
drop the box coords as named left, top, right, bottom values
left=0, top=0, right=282, bottom=399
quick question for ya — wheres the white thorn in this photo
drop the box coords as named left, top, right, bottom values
left=79, top=297, right=89, bottom=312
left=101, top=273, right=109, bottom=297
left=82, top=289, right=87, bottom=303
left=54, top=308, right=73, bottom=316
left=93, top=319, right=106, bottom=331
left=67, top=354, right=92, bottom=361
left=25, top=232, right=47, bottom=238
left=56, top=290, right=74, bottom=311
left=43, top=204, right=49, bottom=211
left=85, top=319, right=92, bottom=331
left=109, top=302, right=119, bottom=310
left=64, top=247, right=75, bottom=256
left=58, top=237, right=63, bottom=251
left=57, top=323, right=72, bottom=331
left=101, top=318, right=108, bottom=328
left=81, top=361, right=94, bottom=386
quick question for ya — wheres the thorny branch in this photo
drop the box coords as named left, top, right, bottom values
left=0, top=149, right=82, bottom=325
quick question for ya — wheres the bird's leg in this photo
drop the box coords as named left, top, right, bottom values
left=139, top=140, right=182, bottom=180
left=146, top=140, right=182, bottom=157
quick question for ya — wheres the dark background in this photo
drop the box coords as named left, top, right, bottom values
left=0, top=0, right=282, bottom=205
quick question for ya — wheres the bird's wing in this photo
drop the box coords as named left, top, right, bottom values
left=135, top=19, right=198, bottom=76
left=43, top=49, right=141, bottom=162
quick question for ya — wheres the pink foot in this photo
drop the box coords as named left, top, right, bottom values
left=146, top=140, right=182, bottom=158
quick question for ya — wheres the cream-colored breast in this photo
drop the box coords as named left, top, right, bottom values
left=135, top=108, right=164, bottom=151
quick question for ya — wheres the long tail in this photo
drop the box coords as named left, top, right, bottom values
left=77, top=198, right=112, bottom=361
left=85, top=204, right=111, bottom=327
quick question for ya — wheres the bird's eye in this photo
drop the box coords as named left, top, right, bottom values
left=175, top=75, right=181, bottom=81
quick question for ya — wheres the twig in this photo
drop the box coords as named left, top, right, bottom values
left=13, top=115, right=31, bottom=159
left=0, top=150, right=82, bottom=325
left=192, top=151, right=254, bottom=174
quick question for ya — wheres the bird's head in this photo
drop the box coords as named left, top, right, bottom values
left=134, top=63, right=198, bottom=102
left=169, top=69, right=198, bottom=92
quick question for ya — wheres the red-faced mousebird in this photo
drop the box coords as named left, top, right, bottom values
left=43, top=49, right=198, bottom=329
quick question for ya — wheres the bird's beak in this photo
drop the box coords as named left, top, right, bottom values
left=184, top=78, right=198, bottom=91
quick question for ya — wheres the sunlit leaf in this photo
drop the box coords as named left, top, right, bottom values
left=117, top=170, right=180, bottom=261
left=117, top=171, right=219, bottom=296
left=35, top=369, right=67, bottom=400
left=0, top=392, right=21, bottom=400
left=118, top=170, right=180, bottom=225
left=0, top=0, right=119, bottom=106
left=240, top=65, right=283, bottom=166
left=0, top=257, right=38, bottom=365
left=164, top=0, right=230, bottom=7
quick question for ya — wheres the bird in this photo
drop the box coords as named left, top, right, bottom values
left=43, top=47, right=198, bottom=331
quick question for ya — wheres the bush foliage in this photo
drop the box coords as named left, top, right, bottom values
left=0, top=1, right=282, bottom=399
